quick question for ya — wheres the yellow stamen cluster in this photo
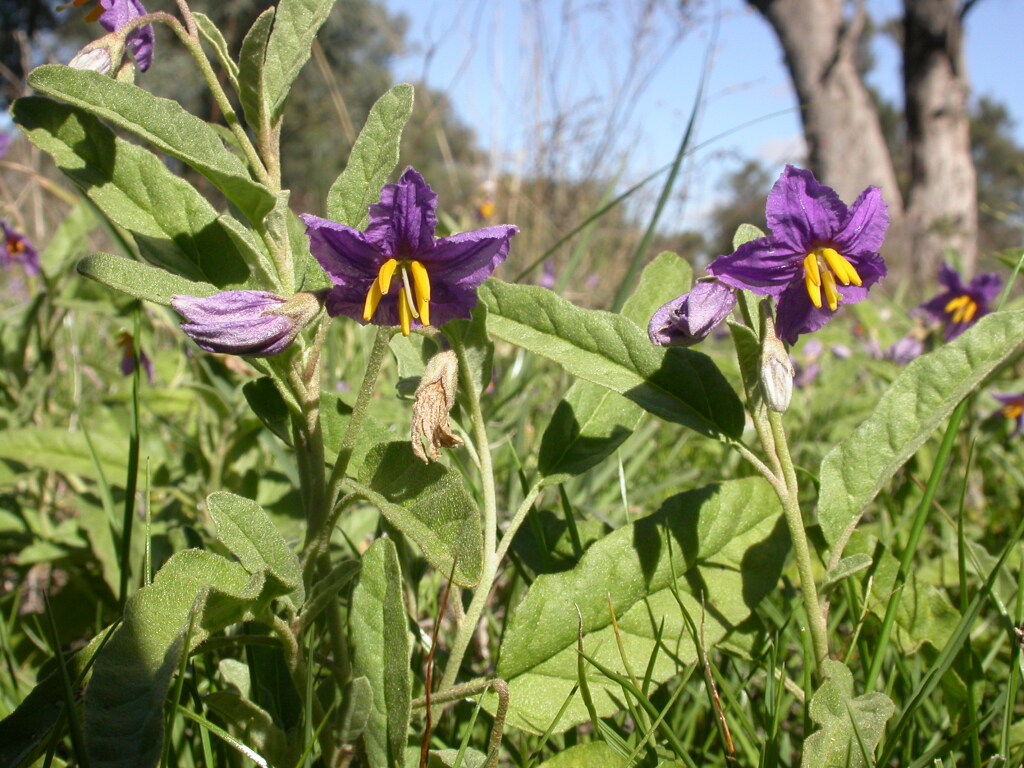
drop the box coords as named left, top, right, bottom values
left=62, top=0, right=103, bottom=22
left=803, top=247, right=862, bottom=311
left=5, top=237, right=24, bottom=259
left=363, top=259, right=431, bottom=336
left=944, top=294, right=978, bottom=325
left=1003, top=403, right=1023, bottom=421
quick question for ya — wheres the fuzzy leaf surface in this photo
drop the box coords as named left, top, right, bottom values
left=13, top=98, right=252, bottom=287
left=349, top=442, right=482, bottom=587
left=77, top=254, right=218, bottom=306
left=327, top=84, right=415, bottom=228
left=480, top=279, right=743, bottom=441
left=493, top=477, right=787, bottom=733
left=26, top=67, right=274, bottom=222
left=538, top=253, right=691, bottom=483
left=263, top=0, right=336, bottom=121
left=818, top=310, right=1024, bottom=552
left=351, top=538, right=411, bottom=768
left=238, top=8, right=275, bottom=133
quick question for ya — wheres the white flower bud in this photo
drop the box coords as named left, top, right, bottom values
left=760, top=318, right=795, bottom=413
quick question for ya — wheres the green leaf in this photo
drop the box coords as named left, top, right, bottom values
left=493, top=477, right=787, bottom=733
left=348, top=442, right=482, bottom=588
left=537, top=743, right=627, bottom=768
left=801, top=660, right=894, bottom=768
left=444, top=301, right=494, bottom=401
left=818, top=310, right=1024, bottom=552
left=77, top=254, right=219, bottom=306
left=0, top=427, right=163, bottom=488
left=263, top=0, right=336, bottom=122
left=202, top=691, right=291, bottom=768
left=83, top=549, right=284, bottom=768
left=327, top=84, right=415, bottom=228
left=39, top=203, right=97, bottom=278
left=238, top=8, right=275, bottom=134
left=732, top=223, right=765, bottom=250
left=194, top=12, right=240, bottom=94
left=480, top=279, right=744, bottom=440
left=12, top=97, right=253, bottom=288
left=351, top=538, right=411, bottom=768
left=26, top=67, right=275, bottom=222
left=207, top=492, right=304, bottom=606
left=538, top=254, right=692, bottom=483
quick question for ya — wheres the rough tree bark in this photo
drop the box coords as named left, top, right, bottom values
left=903, top=0, right=978, bottom=273
left=746, top=0, right=903, bottom=211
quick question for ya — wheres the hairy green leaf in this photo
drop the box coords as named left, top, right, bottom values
left=538, top=253, right=691, bottom=483
left=351, top=538, right=411, bottom=768
left=13, top=98, right=253, bottom=287
left=493, top=477, right=787, bottom=733
left=818, top=310, right=1024, bottom=553
left=208, top=492, right=304, bottom=607
left=194, top=12, right=240, bottom=94
left=77, top=254, right=218, bottom=306
left=83, top=549, right=289, bottom=768
left=537, top=743, right=627, bottom=768
left=263, top=0, right=336, bottom=121
left=238, top=7, right=275, bottom=134
left=327, top=84, right=415, bottom=228
left=348, top=442, right=482, bottom=587
left=26, top=67, right=274, bottom=222
left=480, top=279, right=744, bottom=440
left=801, top=660, right=894, bottom=768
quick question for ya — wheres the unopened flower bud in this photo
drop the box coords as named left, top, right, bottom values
left=649, top=280, right=736, bottom=347
left=760, top=317, right=794, bottom=413
left=68, top=34, right=125, bottom=75
left=411, top=350, right=463, bottom=463
left=170, top=290, right=323, bottom=357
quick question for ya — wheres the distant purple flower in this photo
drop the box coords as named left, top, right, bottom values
left=649, top=280, right=736, bottom=347
left=707, top=165, right=889, bottom=345
left=885, top=336, right=924, bottom=366
left=171, top=291, right=318, bottom=357
left=117, top=331, right=154, bottom=382
left=68, top=0, right=153, bottom=71
left=992, top=392, right=1024, bottom=438
left=1, top=220, right=39, bottom=276
left=917, top=264, right=1001, bottom=341
left=0, top=133, right=10, bottom=159
left=303, top=168, right=517, bottom=336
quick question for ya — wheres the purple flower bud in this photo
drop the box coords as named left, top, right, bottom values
left=66, top=0, right=153, bottom=71
left=170, top=291, right=322, bottom=357
left=648, top=280, right=736, bottom=347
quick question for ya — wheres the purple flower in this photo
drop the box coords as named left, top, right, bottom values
left=302, top=168, right=517, bottom=337
left=68, top=0, right=153, bottom=71
left=707, top=166, right=889, bottom=345
left=117, top=331, right=154, bottom=382
left=885, top=335, right=924, bottom=365
left=0, top=133, right=10, bottom=159
left=917, top=264, right=1001, bottom=341
left=171, top=291, right=320, bottom=357
left=648, top=280, right=736, bottom=347
left=992, top=393, right=1024, bottom=439
left=1, top=220, right=39, bottom=276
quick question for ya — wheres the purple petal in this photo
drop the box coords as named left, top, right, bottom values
left=831, top=186, right=889, bottom=255
left=302, top=214, right=383, bottom=285
left=648, top=281, right=736, bottom=347
left=774, top=280, right=835, bottom=345
left=969, top=272, right=1002, bottom=304
left=2, top=220, right=40, bottom=276
left=364, top=168, right=438, bottom=257
left=707, top=237, right=802, bottom=297
left=99, top=0, right=153, bottom=71
left=171, top=291, right=299, bottom=357
left=936, top=264, right=966, bottom=293
left=423, top=225, right=518, bottom=284
left=764, top=165, right=845, bottom=254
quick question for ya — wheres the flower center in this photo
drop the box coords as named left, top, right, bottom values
left=802, top=247, right=862, bottom=312
left=363, top=259, right=431, bottom=336
left=1003, top=403, right=1023, bottom=420
left=5, top=236, right=24, bottom=260
left=943, top=294, right=978, bottom=325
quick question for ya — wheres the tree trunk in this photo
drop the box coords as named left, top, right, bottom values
left=747, top=0, right=904, bottom=212
left=903, top=0, right=977, bottom=274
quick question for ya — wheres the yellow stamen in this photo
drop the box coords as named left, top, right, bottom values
left=85, top=3, right=103, bottom=22
left=961, top=300, right=978, bottom=324
left=1004, top=403, right=1023, bottom=420
left=377, top=258, right=398, bottom=295
left=820, top=247, right=862, bottom=286
left=803, top=253, right=821, bottom=287
left=805, top=272, right=822, bottom=309
left=944, top=295, right=970, bottom=313
left=945, top=294, right=977, bottom=324
left=398, top=288, right=412, bottom=336
left=362, top=279, right=384, bottom=322
left=410, top=261, right=431, bottom=325
left=822, top=269, right=841, bottom=311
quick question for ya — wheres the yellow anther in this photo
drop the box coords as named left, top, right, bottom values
left=398, top=289, right=413, bottom=336
left=409, top=261, right=431, bottom=325
left=1004, top=403, right=1023, bottom=420
left=944, top=295, right=970, bottom=314
left=961, top=300, right=978, bottom=323
left=805, top=273, right=822, bottom=309
left=363, top=279, right=384, bottom=322
left=377, top=258, right=398, bottom=295
left=803, top=253, right=821, bottom=286
left=85, top=3, right=103, bottom=21
left=822, top=269, right=841, bottom=311
left=820, top=248, right=862, bottom=287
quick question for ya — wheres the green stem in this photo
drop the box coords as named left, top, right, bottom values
left=321, top=326, right=395, bottom=534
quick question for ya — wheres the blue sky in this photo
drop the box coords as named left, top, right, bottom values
left=383, top=0, right=1023, bottom=228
